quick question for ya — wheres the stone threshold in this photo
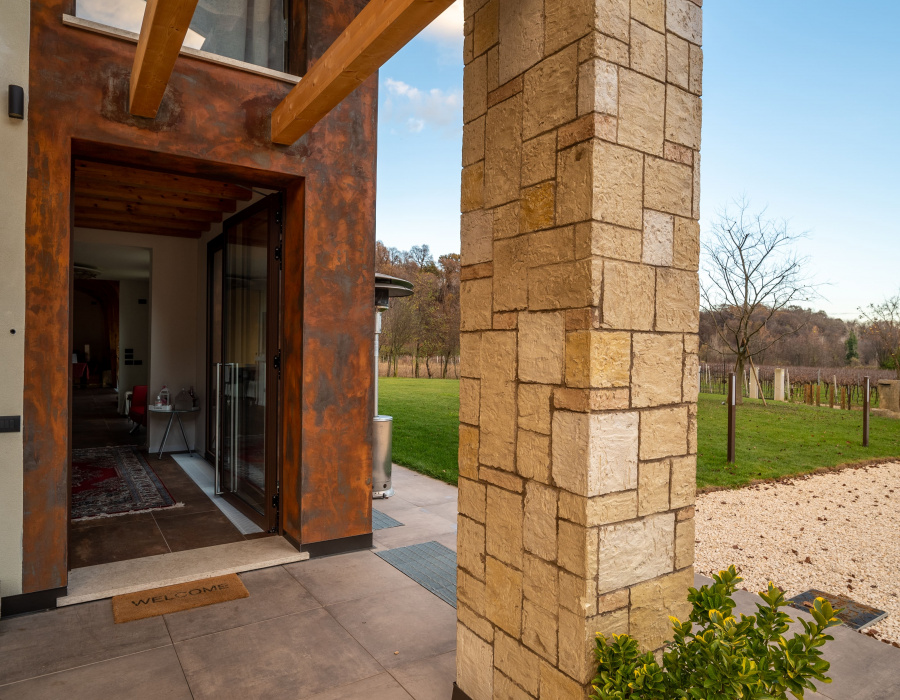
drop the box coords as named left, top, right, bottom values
left=58, top=537, right=308, bottom=607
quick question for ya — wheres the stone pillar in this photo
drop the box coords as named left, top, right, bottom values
left=774, top=368, right=785, bottom=401
left=749, top=367, right=760, bottom=400
left=456, top=0, right=702, bottom=698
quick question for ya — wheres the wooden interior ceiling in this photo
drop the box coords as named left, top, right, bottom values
left=72, top=159, right=253, bottom=238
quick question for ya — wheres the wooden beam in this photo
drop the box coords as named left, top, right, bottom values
left=74, top=196, right=225, bottom=223
left=73, top=208, right=211, bottom=232
left=271, top=0, right=455, bottom=145
left=73, top=178, right=238, bottom=212
left=73, top=218, right=203, bottom=239
left=129, top=0, right=200, bottom=117
left=75, top=160, right=253, bottom=201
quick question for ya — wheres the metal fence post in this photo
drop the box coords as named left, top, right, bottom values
left=727, top=372, right=736, bottom=464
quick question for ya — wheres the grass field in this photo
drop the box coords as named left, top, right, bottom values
left=378, top=378, right=900, bottom=489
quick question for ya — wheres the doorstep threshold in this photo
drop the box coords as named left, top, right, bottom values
left=58, top=537, right=308, bottom=607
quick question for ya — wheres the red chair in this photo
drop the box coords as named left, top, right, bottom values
left=129, top=385, right=148, bottom=433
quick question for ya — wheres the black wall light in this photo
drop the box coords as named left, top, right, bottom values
left=8, top=85, right=25, bottom=120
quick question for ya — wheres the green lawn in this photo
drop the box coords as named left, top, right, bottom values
left=378, top=379, right=900, bottom=489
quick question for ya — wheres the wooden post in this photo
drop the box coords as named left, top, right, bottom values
left=863, top=376, right=870, bottom=446
left=816, top=382, right=821, bottom=407
left=727, top=372, right=737, bottom=464
left=829, top=383, right=834, bottom=408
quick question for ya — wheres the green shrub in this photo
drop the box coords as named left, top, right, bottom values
left=591, top=566, right=840, bottom=700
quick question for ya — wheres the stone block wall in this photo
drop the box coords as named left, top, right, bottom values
left=456, top=0, right=702, bottom=697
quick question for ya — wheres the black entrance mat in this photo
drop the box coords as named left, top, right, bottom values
left=375, top=541, right=456, bottom=607
left=788, top=589, right=888, bottom=631
left=372, top=509, right=403, bottom=530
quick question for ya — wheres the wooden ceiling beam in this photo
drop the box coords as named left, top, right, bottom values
left=73, top=208, right=211, bottom=232
left=74, top=218, right=203, bottom=239
left=74, top=160, right=253, bottom=201
left=129, top=0, right=200, bottom=118
left=271, top=0, right=455, bottom=145
left=74, top=197, right=225, bottom=223
left=73, top=179, right=238, bottom=212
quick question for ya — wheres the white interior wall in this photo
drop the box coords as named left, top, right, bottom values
left=118, top=280, right=151, bottom=414
left=0, top=0, right=29, bottom=600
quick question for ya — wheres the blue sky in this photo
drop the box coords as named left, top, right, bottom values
left=375, top=1, right=900, bottom=319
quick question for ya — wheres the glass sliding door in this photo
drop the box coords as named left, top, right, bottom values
left=208, top=193, right=282, bottom=531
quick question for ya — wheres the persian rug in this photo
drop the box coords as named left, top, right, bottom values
left=72, top=446, right=179, bottom=521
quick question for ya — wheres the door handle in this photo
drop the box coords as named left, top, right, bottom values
left=215, top=362, right=223, bottom=494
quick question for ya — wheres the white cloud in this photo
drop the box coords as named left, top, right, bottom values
left=382, top=78, right=461, bottom=135
left=421, top=1, right=463, bottom=43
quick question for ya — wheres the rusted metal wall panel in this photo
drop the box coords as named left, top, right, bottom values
left=22, top=0, right=376, bottom=592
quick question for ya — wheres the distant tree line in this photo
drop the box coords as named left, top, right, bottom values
left=376, top=242, right=460, bottom=378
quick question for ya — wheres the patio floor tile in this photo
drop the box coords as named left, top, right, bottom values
left=390, top=650, right=456, bottom=700
left=304, top=672, right=414, bottom=700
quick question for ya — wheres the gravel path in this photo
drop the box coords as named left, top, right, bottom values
left=695, top=462, right=900, bottom=646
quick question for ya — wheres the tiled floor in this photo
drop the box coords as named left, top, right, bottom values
left=0, top=466, right=459, bottom=700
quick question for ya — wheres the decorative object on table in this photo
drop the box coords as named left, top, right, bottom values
left=174, top=387, right=194, bottom=411
left=149, top=404, right=201, bottom=458
left=189, top=385, right=197, bottom=407
left=154, top=384, right=171, bottom=410
left=71, top=445, right=180, bottom=520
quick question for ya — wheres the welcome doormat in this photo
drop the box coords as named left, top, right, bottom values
left=72, top=445, right=180, bottom=520
left=112, top=574, right=250, bottom=623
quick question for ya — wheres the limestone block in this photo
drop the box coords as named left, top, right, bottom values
left=463, top=115, right=486, bottom=167
left=460, top=332, right=482, bottom=378
left=664, top=141, right=693, bottom=166
left=545, top=0, right=593, bottom=55
left=642, top=209, right=674, bottom=266
left=464, top=0, right=489, bottom=17
left=460, top=377, right=482, bottom=425
left=493, top=669, right=534, bottom=700
left=644, top=156, right=692, bottom=217
left=518, top=383, right=552, bottom=434
left=482, top=329, right=517, bottom=380
left=665, top=85, right=702, bottom=150
left=687, top=404, right=698, bottom=454
left=575, top=221, right=641, bottom=262
left=672, top=216, right=700, bottom=270
left=459, top=515, right=487, bottom=579
left=458, top=623, right=494, bottom=700
left=689, top=44, right=703, bottom=95
left=632, top=333, right=683, bottom=407
left=486, top=486, right=524, bottom=568
left=459, top=601, right=494, bottom=643
left=461, top=162, right=485, bottom=213
left=480, top=375, right=517, bottom=470
left=524, top=553, right=560, bottom=609
left=486, top=45, right=502, bottom=93
left=596, top=512, right=675, bottom=592
left=528, top=259, right=597, bottom=311
left=539, top=662, right=584, bottom=698
left=523, top=599, right=559, bottom=662
left=520, top=181, right=556, bottom=232
left=522, top=132, right=557, bottom=187
left=669, top=454, right=695, bottom=509
left=559, top=410, right=639, bottom=496
left=656, top=268, right=700, bottom=333
left=464, top=31, right=474, bottom=64
left=692, top=152, right=701, bottom=220
left=577, top=58, right=618, bottom=117
left=592, top=139, right=645, bottom=230
left=638, top=459, right=670, bottom=515
left=774, top=368, right=786, bottom=402
left=461, top=278, right=494, bottom=331
left=617, top=69, right=665, bottom=157
left=521, top=227, right=576, bottom=269
left=493, top=201, right=521, bottom=239
left=486, top=555, right=524, bottom=637
left=524, top=481, right=558, bottom=561
left=485, top=94, right=523, bottom=208
left=558, top=489, right=637, bottom=527
left=555, top=143, right=592, bottom=225
left=459, top=424, right=480, bottom=479
left=459, top=477, right=487, bottom=523
left=675, top=516, right=695, bottom=569
left=559, top=607, right=626, bottom=684
left=517, top=429, right=551, bottom=483
left=557, top=519, right=598, bottom=577
left=464, top=54, right=488, bottom=124
left=522, top=45, right=578, bottom=140
left=597, top=588, right=630, bottom=614
left=564, top=330, right=631, bottom=389
left=519, top=312, right=565, bottom=384
left=630, top=22, right=666, bottom=82
left=495, top=632, right=541, bottom=697
left=498, top=0, right=544, bottom=85
left=579, top=30, right=629, bottom=67
left=666, top=33, right=689, bottom=89
left=481, top=466, right=524, bottom=493
left=682, top=351, right=699, bottom=400
left=666, top=0, right=702, bottom=45
left=461, top=209, right=493, bottom=266
left=629, top=567, right=693, bottom=651
left=631, top=0, right=664, bottom=32
left=601, top=260, right=655, bottom=331
left=494, top=311, right=518, bottom=330
left=558, top=569, right=597, bottom=616
left=639, top=406, right=688, bottom=460
left=595, top=0, right=630, bottom=43
left=459, top=567, right=487, bottom=615
left=493, top=237, right=528, bottom=311
left=473, top=0, right=498, bottom=57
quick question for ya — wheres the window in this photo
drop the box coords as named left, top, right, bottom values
left=75, top=0, right=287, bottom=72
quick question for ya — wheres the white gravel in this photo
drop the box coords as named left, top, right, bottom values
left=695, top=462, right=900, bottom=646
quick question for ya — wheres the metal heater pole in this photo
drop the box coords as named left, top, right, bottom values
left=374, top=310, right=381, bottom=416
left=727, top=372, right=736, bottom=464
left=863, top=375, right=870, bottom=447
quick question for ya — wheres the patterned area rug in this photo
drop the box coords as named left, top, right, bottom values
left=72, top=446, right=179, bottom=521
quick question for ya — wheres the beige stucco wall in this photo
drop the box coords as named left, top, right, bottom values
left=0, top=0, right=30, bottom=600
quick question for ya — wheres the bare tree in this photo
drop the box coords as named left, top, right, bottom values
left=701, top=199, right=821, bottom=403
left=859, top=293, right=900, bottom=378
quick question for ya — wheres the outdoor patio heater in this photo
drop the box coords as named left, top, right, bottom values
left=373, top=273, right=414, bottom=498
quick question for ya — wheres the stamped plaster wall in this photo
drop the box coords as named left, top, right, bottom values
left=456, top=0, right=703, bottom=696
left=0, top=0, right=30, bottom=600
